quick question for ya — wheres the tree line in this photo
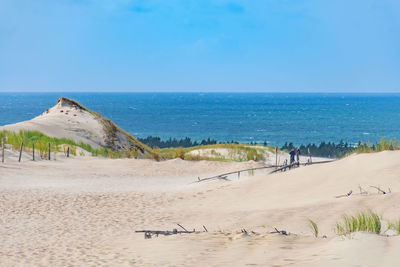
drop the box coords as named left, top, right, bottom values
left=281, top=141, right=354, bottom=158
left=138, top=136, right=219, bottom=148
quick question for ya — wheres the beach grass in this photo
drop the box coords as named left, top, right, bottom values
left=0, top=130, right=122, bottom=158
left=334, top=211, right=381, bottom=235
left=308, top=219, right=319, bottom=237
left=388, top=220, right=400, bottom=234
left=353, top=138, right=398, bottom=154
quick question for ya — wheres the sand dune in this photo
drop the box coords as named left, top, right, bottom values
left=1, top=151, right=400, bottom=266
left=0, top=97, right=151, bottom=155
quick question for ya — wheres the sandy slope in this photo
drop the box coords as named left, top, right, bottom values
left=1, top=151, right=400, bottom=266
left=0, top=97, right=150, bottom=154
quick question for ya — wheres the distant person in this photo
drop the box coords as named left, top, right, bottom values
left=296, top=148, right=301, bottom=163
left=289, top=148, right=296, bottom=164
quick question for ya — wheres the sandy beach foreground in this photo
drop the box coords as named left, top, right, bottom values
left=1, top=152, right=400, bottom=266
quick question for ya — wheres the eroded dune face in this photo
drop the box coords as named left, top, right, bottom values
left=0, top=97, right=148, bottom=154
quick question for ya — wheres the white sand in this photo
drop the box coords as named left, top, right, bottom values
left=1, top=151, right=400, bottom=266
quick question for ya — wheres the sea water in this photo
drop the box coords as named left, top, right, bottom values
left=0, top=92, right=399, bottom=146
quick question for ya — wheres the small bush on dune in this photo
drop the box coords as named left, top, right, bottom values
left=175, top=147, right=185, bottom=159
left=335, top=211, right=381, bottom=235
left=152, top=148, right=160, bottom=161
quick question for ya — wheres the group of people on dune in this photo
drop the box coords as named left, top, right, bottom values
left=289, top=148, right=301, bottom=164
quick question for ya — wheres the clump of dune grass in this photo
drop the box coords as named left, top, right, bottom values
left=0, top=129, right=140, bottom=159
left=388, top=220, right=400, bottom=235
left=334, top=211, right=381, bottom=235
left=353, top=137, right=399, bottom=154
left=308, top=219, right=318, bottom=237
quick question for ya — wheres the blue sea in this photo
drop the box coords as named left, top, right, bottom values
left=1, top=93, right=399, bottom=146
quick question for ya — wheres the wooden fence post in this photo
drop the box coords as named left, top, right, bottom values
left=32, top=143, right=35, bottom=161
left=18, top=142, right=23, bottom=162
left=275, top=146, right=278, bottom=168
left=1, top=137, right=4, bottom=163
left=67, top=147, right=69, bottom=158
left=48, top=143, right=51, bottom=160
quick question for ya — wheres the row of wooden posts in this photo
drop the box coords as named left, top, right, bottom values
left=1, top=137, right=69, bottom=163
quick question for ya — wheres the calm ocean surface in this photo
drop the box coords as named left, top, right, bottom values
left=0, top=93, right=399, bottom=146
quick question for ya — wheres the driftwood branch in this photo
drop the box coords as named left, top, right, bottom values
left=177, top=223, right=189, bottom=232
left=136, top=225, right=208, bottom=239
left=195, top=165, right=276, bottom=183
left=370, top=185, right=387, bottom=194
left=358, top=185, right=368, bottom=195
left=269, top=163, right=298, bottom=174
left=270, top=227, right=288, bottom=235
left=335, top=190, right=353, bottom=198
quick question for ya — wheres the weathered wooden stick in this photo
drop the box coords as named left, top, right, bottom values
left=196, top=165, right=276, bottom=183
left=269, top=162, right=297, bottom=174
left=1, top=137, right=4, bottom=163
left=177, top=223, right=189, bottom=232
left=270, top=227, right=288, bottom=235
left=370, top=185, right=386, bottom=194
left=358, top=185, right=368, bottom=195
left=67, top=147, right=69, bottom=157
left=32, top=143, right=35, bottom=161
left=18, top=142, right=23, bottom=162
left=135, top=228, right=200, bottom=239
left=48, top=143, right=51, bottom=160
left=335, top=190, right=352, bottom=198
left=203, top=225, right=208, bottom=232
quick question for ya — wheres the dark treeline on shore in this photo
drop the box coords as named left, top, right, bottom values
left=139, top=136, right=356, bottom=158
left=281, top=141, right=355, bottom=158
left=138, top=136, right=221, bottom=148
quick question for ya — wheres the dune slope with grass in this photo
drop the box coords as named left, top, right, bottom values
left=0, top=97, right=152, bottom=157
left=1, top=150, right=400, bottom=266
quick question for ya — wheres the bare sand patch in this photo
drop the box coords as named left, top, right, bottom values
left=1, top=151, right=400, bottom=266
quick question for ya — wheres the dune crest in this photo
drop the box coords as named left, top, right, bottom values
left=0, top=97, right=151, bottom=156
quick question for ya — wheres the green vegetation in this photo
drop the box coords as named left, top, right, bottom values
left=308, top=219, right=319, bottom=237
left=334, top=211, right=381, bottom=235
left=281, top=138, right=399, bottom=158
left=282, top=141, right=354, bottom=158
left=158, top=143, right=267, bottom=162
left=388, top=220, right=400, bottom=235
left=138, top=136, right=218, bottom=148
left=354, top=138, right=398, bottom=154
left=0, top=130, right=137, bottom=159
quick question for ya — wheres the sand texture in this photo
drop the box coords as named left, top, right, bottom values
left=1, top=151, right=400, bottom=266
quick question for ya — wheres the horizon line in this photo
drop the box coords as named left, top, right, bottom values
left=0, top=91, right=400, bottom=94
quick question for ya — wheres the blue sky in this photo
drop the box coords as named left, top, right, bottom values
left=0, top=0, right=399, bottom=92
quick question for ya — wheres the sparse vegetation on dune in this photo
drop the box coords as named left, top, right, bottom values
left=334, top=211, right=381, bottom=235
left=0, top=130, right=136, bottom=159
left=158, top=143, right=267, bottom=162
left=388, top=220, right=400, bottom=235
left=353, top=137, right=398, bottom=154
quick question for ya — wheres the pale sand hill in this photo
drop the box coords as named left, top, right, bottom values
left=0, top=97, right=151, bottom=155
left=187, top=147, right=332, bottom=164
left=1, top=151, right=400, bottom=266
